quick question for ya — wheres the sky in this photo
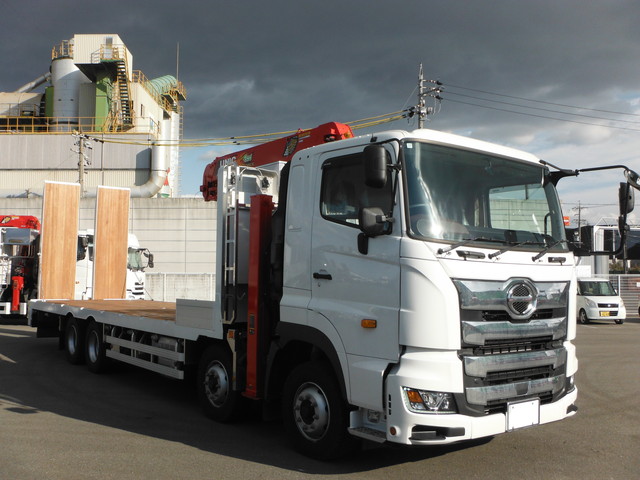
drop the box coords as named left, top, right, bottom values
left=1, top=0, right=640, bottom=226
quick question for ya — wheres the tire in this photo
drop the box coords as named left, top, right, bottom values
left=615, top=319, right=625, bottom=325
left=64, top=317, right=85, bottom=364
left=282, top=361, right=361, bottom=460
left=85, top=321, right=109, bottom=373
left=197, top=344, right=241, bottom=422
left=578, top=309, right=589, bottom=325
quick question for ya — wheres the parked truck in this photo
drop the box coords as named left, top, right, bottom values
left=75, top=230, right=154, bottom=300
left=28, top=126, right=640, bottom=459
left=1, top=215, right=40, bottom=316
left=1, top=216, right=153, bottom=317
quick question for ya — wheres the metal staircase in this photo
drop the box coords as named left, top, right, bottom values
left=114, top=60, right=133, bottom=128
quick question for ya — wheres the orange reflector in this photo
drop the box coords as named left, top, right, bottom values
left=361, top=319, right=377, bottom=329
left=406, top=389, right=423, bottom=403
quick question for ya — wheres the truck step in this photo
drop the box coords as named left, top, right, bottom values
left=348, top=426, right=387, bottom=443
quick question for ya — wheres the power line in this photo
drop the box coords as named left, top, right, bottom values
left=446, top=90, right=640, bottom=126
left=444, top=83, right=640, bottom=118
left=443, top=97, right=640, bottom=132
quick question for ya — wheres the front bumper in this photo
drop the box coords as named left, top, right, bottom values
left=382, top=351, right=578, bottom=445
left=583, top=305, right=626, bottom=321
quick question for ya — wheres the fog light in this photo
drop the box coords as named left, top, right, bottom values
left=402, top=387, right=457, bottom=414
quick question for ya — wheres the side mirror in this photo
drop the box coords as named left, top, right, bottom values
left=364, top=145, right=388, bottom=188
left=619, top=182, right=635, bottom=215
left=146, top=252, right=154, bottom=269
left=359, top=207, right=388, bottom=237
left=624, top=169, right=640, bottom=189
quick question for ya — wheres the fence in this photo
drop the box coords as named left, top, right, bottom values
left=606, top=274, right=640, bottom=317
left=145, top=273, right=215, bottom=302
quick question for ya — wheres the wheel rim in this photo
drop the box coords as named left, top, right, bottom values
left=579, top=311, right=587, bottom=324
left=87, top=330, right=100, bottom=363
left=204, top=361, right=229, bottom=407
left=66, top=325, right=78, bottom=355
left=293, top=382, right=329, bottom=441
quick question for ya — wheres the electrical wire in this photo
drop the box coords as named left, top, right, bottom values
left=444, top=83, right=640, bottom=118
left=443, top=97, right=640, bottom=133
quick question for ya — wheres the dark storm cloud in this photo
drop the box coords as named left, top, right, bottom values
left=3, top=0, right=640, bottom=138
left=2, top=0, right=640, bottom=204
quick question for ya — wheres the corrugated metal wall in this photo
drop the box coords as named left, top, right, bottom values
left=0, top=197, right=216, bottom=274
left=0, top=135, right=150, bottom=170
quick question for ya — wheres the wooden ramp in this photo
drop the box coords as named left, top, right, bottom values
left=92, top=186, right=130, bottom=300
left=39, top=182, right=80, bottom=300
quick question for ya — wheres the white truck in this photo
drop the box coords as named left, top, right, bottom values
left=75, top=230, right=153, bottom=300
left=28, top=127, right=639, bottom=459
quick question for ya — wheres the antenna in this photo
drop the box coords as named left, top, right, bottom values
left=176, top=42, right=180, bottom=81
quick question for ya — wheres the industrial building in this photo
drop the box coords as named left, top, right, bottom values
left=0, top=34, right=216, bottom=287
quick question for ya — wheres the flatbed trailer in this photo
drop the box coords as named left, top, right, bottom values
left=30, top=298, right=221, bottom=380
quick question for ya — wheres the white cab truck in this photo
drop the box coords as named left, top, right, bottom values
left=75, top=231, right=153, bottom=300
left=29, top=127, right=640, bottom=459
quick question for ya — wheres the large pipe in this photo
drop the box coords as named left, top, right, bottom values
left=14, top=72, right=52, bottom=93
left=129, top=142, right=168, bottom=198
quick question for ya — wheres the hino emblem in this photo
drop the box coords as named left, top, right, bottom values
left=506, top=281, right=537, bottom=319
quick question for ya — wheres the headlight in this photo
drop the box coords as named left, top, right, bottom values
left=402, top=387, right=457, bottom=414
left=585, top=298, right=596, bottom=308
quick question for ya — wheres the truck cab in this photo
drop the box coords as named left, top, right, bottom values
left=274, top=129, right=578, bottom=451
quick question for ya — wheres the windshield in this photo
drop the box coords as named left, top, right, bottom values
left=578, top=281, right=617, bottom=296
left=127, top=248, right=147, bottom=271
left=403, top=141, right=567, bottom=251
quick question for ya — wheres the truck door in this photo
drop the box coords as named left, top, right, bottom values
left=309, top=151, right=400, bottom=362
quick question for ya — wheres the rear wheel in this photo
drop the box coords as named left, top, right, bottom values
left=282, top=361, right=360, bottom=460
left=197, top=344, right=241, bottom=422
left=578, top=309, right=589, bottom=324
left=64, top=317, right=85, bottom=364
left=85, top=321, right=108, bottom=373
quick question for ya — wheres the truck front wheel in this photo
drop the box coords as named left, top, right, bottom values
left=64, top=317, right=85, bottom=365
left=282, top=361, right=360, bottom=460
left=197, top=344, right=241, bottom=422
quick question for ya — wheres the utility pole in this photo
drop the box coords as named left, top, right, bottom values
left=410, top=64, right=443, bottom=127
left=73, top=132, right=92, bottom=197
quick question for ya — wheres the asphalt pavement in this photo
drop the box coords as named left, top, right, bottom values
left=1, top=315, right=638, bottom=480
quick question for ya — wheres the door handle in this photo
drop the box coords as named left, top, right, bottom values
left=313, top=271, right=332, bottom=280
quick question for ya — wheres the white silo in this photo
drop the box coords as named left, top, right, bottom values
left=50, top=56, right=91, bottom=131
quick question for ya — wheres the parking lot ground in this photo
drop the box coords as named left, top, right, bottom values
left=1, top=316, right=639, bottom=480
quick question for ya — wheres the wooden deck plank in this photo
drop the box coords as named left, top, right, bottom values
left=45, top=299, right=176, bottom=322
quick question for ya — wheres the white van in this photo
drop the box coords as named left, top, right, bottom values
left=576, top=278, right=626, bottom=324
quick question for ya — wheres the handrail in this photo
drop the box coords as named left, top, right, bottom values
left=0, top=115, right=160, bottom=135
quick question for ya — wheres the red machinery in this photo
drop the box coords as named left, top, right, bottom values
left=200, top=122, right=353, bottom=201
left=1, top=215, right=40, bottom=316
left=1, top=215, right=41, bottom=230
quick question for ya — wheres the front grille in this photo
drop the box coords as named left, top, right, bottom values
left=473, top=337, right=553, bottom=355
left=484, top=365, right=553, bottom=384
left=597, top=303, right=618, bottom=308
left=485, top=392, right=554, bottom=415
left=481, top=309, right=554, bottom=322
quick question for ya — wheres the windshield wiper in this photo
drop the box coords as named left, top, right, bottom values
left=531, top=239, right=568, bottom=261
left=488, top=240, right=545, bottom=259
left=437, top=237, right=506, bottom=255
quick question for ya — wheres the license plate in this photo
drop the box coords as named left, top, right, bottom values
left=600, top=311, right=610, bottom=317
left=507, top=399, right=540, bottom=431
